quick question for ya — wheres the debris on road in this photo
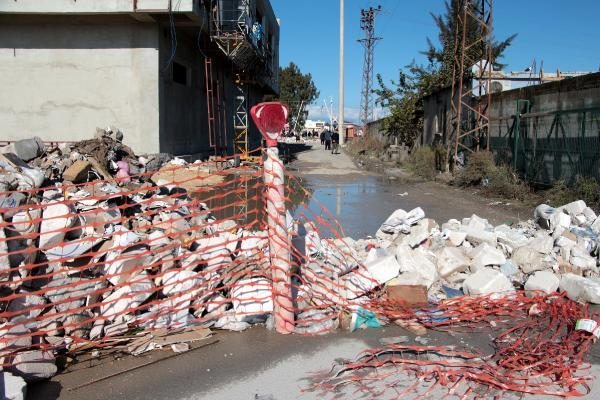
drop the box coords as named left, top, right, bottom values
left=0, top=133, right=599, bottom=398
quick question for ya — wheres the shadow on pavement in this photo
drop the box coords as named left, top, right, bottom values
left=27, top=380, right=62, bottom=400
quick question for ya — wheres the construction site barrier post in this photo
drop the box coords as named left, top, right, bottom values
left=251, top=102, right=294, bottom=333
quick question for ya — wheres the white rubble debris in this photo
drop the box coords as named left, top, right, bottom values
left=436, top=247, right=470, bottom=278
left=559, top=273, right=600, bottom=304
left=1, top=134, right=600, bottom=392
left=470, top=242, right=506, bottom=271
left=524, top=271, right=560, bottom=294
left=230, top=277, right=274, bottom=322
left=1, top=372, right=27, bottom=400
left=462, top=268, right=515, bottom=296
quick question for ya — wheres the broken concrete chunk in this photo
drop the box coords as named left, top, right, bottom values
left=436, top=247, right=470, bottom=278
left=38, top=203, right=74, bottom=250
left=582, top=207, right=597, bottom=224
left=161, top=269, right=201, bottom=297
left=462, top=268, right=515, bottom=297
left=569, top=246, right=597, bottom=272
left=0, top=215, right=10, bottom=278
left=0, top=319, right=32, bottom=352
left=408, top=218, right=438, bottom=248
left=45, top=277, right=98, bottom=313
left=495, top=225, right=528, bottom=250
left=7, top=293, right=47, bottom=320
left=62, top=160, right=92, bottom=183
left=524, top=270, right=559, bottom=294
left=363, top=247, right=401, bottom=284
left=395, top=246, right=437, bottom=288
left=465, top=224, right=497, bottom=246
left=379, top=207, right=425, bottom=234
left=470, top=242, right=506, bottom=271
left=527, top=235, right=554, bottom=255
left=561, top=200, right=587, bottom=217
left=1, top=372, right=27, bottom=400
left=447, top=230, right=467, bottom=247
left=11, top=350, right=57, bottom=382
left=100, top=272, right=154, bottom=322
left=10, top=208, right=41, bottom=235
left=230, top=277, right=273, bottom=322
left=511, top=246, right=556, bottom=274
left=559, top=273, right=600, bottom=304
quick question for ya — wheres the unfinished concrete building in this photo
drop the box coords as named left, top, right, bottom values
left=0, top=0, right=280, bottom=157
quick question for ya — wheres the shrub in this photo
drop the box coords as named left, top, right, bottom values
left=455, top=151, right=531, bottom=201
left=547, top=176, right=600, bottom=211
left=406, top=147, right=436, bottom=180
left=454, top=151, right=495, bottom=187
left=347, top=135, right=387, bottom=156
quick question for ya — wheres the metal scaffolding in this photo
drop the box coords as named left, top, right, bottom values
left=450, top=0, right=494, bottom=160
left=233, top=76, right=249, bottom=156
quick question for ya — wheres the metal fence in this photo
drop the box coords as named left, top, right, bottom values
left=490, top=105, right=600, bottom=185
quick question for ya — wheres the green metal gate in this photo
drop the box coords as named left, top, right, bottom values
left=490, top=103, right=600, bottom=185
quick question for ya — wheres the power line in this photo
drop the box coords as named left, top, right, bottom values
left=358, top=5, right=382, bottom=126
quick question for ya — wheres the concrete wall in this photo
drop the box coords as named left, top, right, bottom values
left=0, top=0, right=196, bottom=14
left=422, top=87, right=454, bottom=146
left=158, top=26, right=208, bottom=156
left=0, top=15, right=161, bottom=154
left=488, top=72, right=600, bottom=120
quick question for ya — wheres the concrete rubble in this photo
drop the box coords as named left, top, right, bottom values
left=0, top=132, right=256, bottom=385
left=0, top=133, right=599, bottom=389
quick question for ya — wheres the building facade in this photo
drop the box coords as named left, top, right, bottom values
left=0, top=0, right=279, bottom=157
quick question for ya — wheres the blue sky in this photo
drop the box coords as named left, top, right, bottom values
left=271, top=0, right=600, bottom=122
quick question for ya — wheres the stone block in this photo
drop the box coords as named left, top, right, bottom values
left=364, top=248, right=401, bottom=284
left=447, top=231, right=467, bottom=247
left=436, top=247, right=470, bottom=277
left=462, top=268, right=515, bottom=296
left=62, top=160, right=92, bottom=183
left=560, top=273, right=600, bottom=304
left=11, top=350, right=57, bottom=382
left=395, top=246, right=437, bottom=288
left=470, top=243, right=506, bottom=271
left=511, top=247, right=556, bottom=274
left=408, top=218, right=438, bottom=248
left=1, top=372, right=27, bottom=400
left=524, top=271, right=559, bottom=294
left=561, top=200, right=587, bottom=216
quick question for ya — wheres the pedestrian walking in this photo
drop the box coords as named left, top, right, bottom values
left=324, top=130, right=332, bottom=150
left=331, top=131, right=340, bottom=154
left=320, top=130, right=325, bottom=146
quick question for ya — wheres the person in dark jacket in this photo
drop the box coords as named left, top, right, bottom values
left=331, top=131, right=340, bottom=154
left=324, top=130, right=332, bottom=150
left=320, top=130, right=325, bottom=145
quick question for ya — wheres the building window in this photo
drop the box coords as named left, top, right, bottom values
left=173, top=62, right=189, bottom=86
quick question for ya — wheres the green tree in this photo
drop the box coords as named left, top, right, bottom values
left=278, top=62, right=319, bottom=130
left=423, top=0, right=517, bottom=84
left=374, top=1, right=516, bottom=146
left=374, top=62, right=445, bottom=147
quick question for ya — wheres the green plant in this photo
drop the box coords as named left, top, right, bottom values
left=547, top=177, right=600, bottom=210
left=406, top=147, right=436, bottom=180
left=455, top=151, right=495, bottom=187
left=347, top=135, right=387, bottom=156
left=455, top=151, right=531, bottom=201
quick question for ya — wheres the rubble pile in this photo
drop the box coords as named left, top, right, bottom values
left=329, top=200, right=600, bottom=306
left=1, top=132, right=599, bottom=393
left=0, top=132, right=265, bottom=388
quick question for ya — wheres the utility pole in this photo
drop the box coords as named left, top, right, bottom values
left=338, top=0, right=345, bottom=145
left=358, top=5, right=382, bottom=128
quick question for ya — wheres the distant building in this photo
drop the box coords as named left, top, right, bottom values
left=304, top=119, right=326, bottom=134
left=0, top=0, right=280, bottom=157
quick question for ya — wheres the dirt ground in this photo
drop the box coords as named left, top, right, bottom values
left=28, top=141, right=599, bottom=400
